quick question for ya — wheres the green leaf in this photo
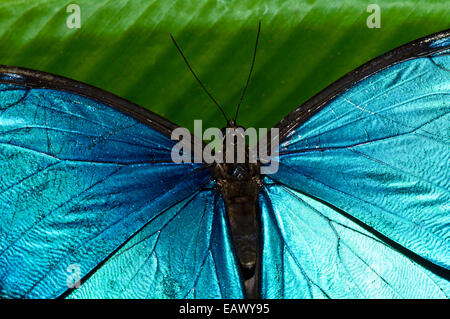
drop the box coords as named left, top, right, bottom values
left=0, top=0, right=449, bottom=133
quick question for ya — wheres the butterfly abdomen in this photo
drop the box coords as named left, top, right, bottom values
left=213, top=162, right=261, bottom=298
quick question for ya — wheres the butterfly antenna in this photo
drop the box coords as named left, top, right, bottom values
left=170, top=34, right=229, bottom=123
left=234, top=20, right=261, bottom=124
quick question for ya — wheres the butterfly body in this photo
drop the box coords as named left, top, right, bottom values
left=212, top=126, right=261, bottom=298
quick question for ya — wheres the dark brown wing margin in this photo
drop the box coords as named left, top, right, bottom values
left=274, top=28, right=450, bottom=143
left=0, top=65, right=180, bottom=139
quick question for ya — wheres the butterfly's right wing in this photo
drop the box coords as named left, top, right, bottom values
left=0, top=67, right=243, bottom=299
left=68, top=188, right=243, bottom=299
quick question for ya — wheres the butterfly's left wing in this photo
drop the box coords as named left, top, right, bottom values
left=260, top=179, right=449, bottom=298
left=0, top=67, right=243, bottom=298
left=261, top=30, right=450, bottom=298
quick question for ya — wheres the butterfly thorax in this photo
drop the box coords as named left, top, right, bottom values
left=211, top=126, right=262, bottom=298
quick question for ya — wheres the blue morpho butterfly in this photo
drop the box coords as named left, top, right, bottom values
left=0, top=21, right=449, bottom=299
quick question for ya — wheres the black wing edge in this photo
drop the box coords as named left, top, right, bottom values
left=275, top=28, right=450, bottom=142
left=0, top=65, right=180, bottom=139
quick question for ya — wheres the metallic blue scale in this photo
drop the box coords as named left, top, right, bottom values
left=0, top=79, right=242, bottom=298
left=265, top=43, right=450, bottom=297
left=68, top=191, right=243, bottom=298
left=260, top=180, right=449, bottom=298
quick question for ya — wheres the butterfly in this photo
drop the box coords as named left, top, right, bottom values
left=0, top=22, right=449, bottom=299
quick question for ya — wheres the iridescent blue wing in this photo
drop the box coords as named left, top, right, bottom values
left=0, top=67, right=243, bottom=298
left=67, top=189, right=243, bottom=299
left=261, top=180, right=449, bottom=298
left=262, top=30, right=450, bottom=298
